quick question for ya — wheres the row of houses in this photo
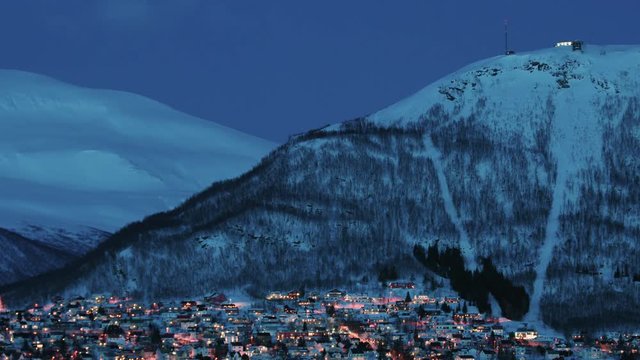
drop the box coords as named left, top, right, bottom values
left=0, top=284, right=638, bottom=359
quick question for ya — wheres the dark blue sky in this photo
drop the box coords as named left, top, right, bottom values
left=1, top=1, right=639, bottom=142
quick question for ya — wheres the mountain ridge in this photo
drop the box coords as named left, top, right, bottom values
left=0, top=69, right=276, bottom=285
left=3, top=44, right=640, bottom=332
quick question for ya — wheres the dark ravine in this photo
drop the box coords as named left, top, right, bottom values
left=3, top=45, right=640, bottom=333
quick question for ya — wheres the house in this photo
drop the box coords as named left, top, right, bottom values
left=477, top=349, right=497, bottom=360
left=254, top=332, right=273, bottom=347
left=389, top=282, right=416, bottom=289
left=455, top=354, right=476, bottom=360
left=514, top=345, right=528, bottom=360
left=348, top=347, right=366, bottom=360
left=555, top=40, right=583, bottom=51
left=205, top=293, right=227, bottom=305
left=325, top=289, right=347, bottom=300
left=435, top=321, right=463, bottom=333
left=545, top=349, right=563, bottom=359
left=220, top=303, right=239, bottom=315
left=229, top=341, right=244, bottom=353
left=514, top=327, right=538, bottom=341
left=491, top=325, right=504, bottom=337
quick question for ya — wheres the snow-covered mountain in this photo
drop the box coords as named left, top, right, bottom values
left=0, top=70, right=276, bottom=285
left=3, top=45, right=640, bottom=332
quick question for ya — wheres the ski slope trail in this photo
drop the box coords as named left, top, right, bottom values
left=526, top=90, right=601, bottom=322
left=423, top=134, right=478, bottom=270
left=526, top=161, right=568, bottom=321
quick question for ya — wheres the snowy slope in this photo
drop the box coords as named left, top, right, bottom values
left=0, top=69, right=275, bottom=232
left=0, top=69, right=276, bottom=284
left=367, top=44, right=640, bottom=324
left=3, top=45, right=640, bottom=332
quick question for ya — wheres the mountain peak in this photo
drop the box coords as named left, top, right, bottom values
left=369, top=44, right=640, bottom=128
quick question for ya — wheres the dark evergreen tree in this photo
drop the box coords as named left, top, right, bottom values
left=440, top=301, right=451, bottom=313
left=326, top=305, right=336, bottom=317
left=149, top=325, right=161, bottom=346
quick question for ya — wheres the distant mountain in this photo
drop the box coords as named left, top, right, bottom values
left=0, top=227, right=83, bottom=285
left=0, top=70, right=276, bottom=285
left=4, top=45, right=640, bottom=332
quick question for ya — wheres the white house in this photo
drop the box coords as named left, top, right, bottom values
left=555, top=40, right=583, bottom=51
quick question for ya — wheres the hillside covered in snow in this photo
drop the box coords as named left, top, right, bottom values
left=0, top=70, right=276, bottom=285
left=3, top=45, right=640, bottom=332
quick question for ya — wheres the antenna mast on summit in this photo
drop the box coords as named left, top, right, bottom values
left=504, top=19, right=515, bottom=55
left=504, top=19, right=508, bottom=55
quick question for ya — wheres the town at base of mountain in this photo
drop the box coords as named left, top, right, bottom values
left=0, top=282, right=637, bottom=359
